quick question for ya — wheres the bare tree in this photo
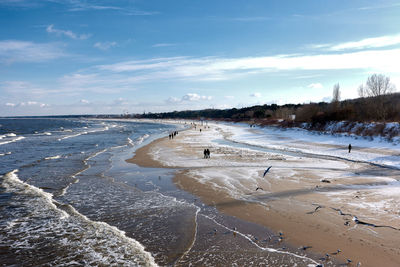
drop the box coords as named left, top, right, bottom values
left=358, top=84, right=365, bottom=98
left=332, top=83, right=341, bottom=103
left=362, top=74, right=396, bottom=120
left=365, top=74, right=395, bottom=97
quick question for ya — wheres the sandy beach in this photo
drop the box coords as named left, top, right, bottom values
left=128, top=121, right=400, bottom=267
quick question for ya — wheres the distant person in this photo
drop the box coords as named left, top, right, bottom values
left=206, top=149, right=210, bottom=158
left=200, top=129, right=202, bottom=132
left=348, top=144, right=352, bottom=153
left=203, top=149, right=207, bottom=159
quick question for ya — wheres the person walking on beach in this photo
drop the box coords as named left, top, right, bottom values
left=203, top=149, right=207, bottom=159
left=348, top=144, right=352, bottom=153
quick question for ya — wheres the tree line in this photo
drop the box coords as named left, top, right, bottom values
left=133, top=74, right=399, bottom=124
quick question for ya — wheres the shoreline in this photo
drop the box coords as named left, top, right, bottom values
left=128, top=122, right=400, bottom=267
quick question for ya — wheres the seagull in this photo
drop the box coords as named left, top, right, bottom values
left=331, top=249, right=341, bottom=255
left=256, top=187, right=263, bottom=191
left=347, top=259, right=352, bottom=264
left=263, top=166, right=272, bottom=177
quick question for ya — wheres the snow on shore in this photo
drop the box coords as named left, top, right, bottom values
left=216, top=122, right=400, bottom=169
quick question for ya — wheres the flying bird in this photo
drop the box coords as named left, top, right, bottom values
left=256, top=187, right=263, bottom=191
left=263, top=166, right=272, bottom=177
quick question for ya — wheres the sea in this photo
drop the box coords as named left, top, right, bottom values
left=0, top=118, right=329, bottom=267
left=0, top=118, right=191, bottom=266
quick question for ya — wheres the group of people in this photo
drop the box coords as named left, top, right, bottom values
left=169, top=131, right=178, bottom=139
left=203, top=148, right=211, bottom=158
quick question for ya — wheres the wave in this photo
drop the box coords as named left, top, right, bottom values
left=86, top=148, right=108, bottom=161
left=0, top=151, right=12, bottom=157
left=33, top=132, right=52, bottom=136
left=58, top=131, right=88, bottom=141
left=127, top=137, right=135, bottom=146
left=44, top=155, right=62, bottom=160
left=0, top=136, right=25, bottom=146
left=126, top=134, right=150, bottom=147
left=58, top=148, right=108, bottom=197
left=58, top=126, right=111, bottom=141
left=1, top=170, right=158, bottom=266
left=136, top=134, right=150, bottom=145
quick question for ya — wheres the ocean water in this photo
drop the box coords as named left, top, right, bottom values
left=0, top=118, right=191, bottom=266
left=0, top=118, right=331, bottom=267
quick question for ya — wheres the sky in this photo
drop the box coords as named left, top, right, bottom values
left=1, top=0, right=400, bottom=116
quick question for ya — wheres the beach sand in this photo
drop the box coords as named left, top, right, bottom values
left=128, top=123, right=400, bottom=266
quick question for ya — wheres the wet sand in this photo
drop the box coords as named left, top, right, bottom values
left=128, top=124, right=400, bottom=267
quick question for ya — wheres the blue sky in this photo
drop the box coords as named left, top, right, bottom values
left=1, top=0, right=400, bottom=116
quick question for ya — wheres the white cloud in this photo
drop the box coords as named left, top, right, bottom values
left=2, top=81, right=30, bottom=90
left=307, top=83, right=323, bottom=89
left=182, top=93, right=212, bottom=101
left=80, top=99, right=89, bottom=104
left=307, top=43, right=331, bottom=50
left=0, top=0, right=157, bottom=16
left=309, top=33, right=400, bottom=51
left=58, top=73, right=137, bottom=94
left=166, top=93, right=212, bottom=103
left=65, top=1, right=157, bottom=15
left=5, top=102, right=15, bottom=107
left=358, top=3, right=400, bottom=11
left=94, top=48, right=400, bottom=83
left=59, top=73, right=101, bottom=92
left=224, top=95, right=235, bottom=99
left=17, top=101, right=48, bottom=108
left=0, top=40, right=65, bottom=63
left=0, top=0, right=39, bottom=7
left=1, top=81, right=52, bottom=97
left=68, top=4, right=121, bottom=12
left=250, top=92, right=261, bottom=98
left=329, top=34, right=400, bottom=51
left=166, top=96, right=180, bottom=103
left=94, top=41, right=117, bottom=50
left=46, top=24, right=91, bottom=40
